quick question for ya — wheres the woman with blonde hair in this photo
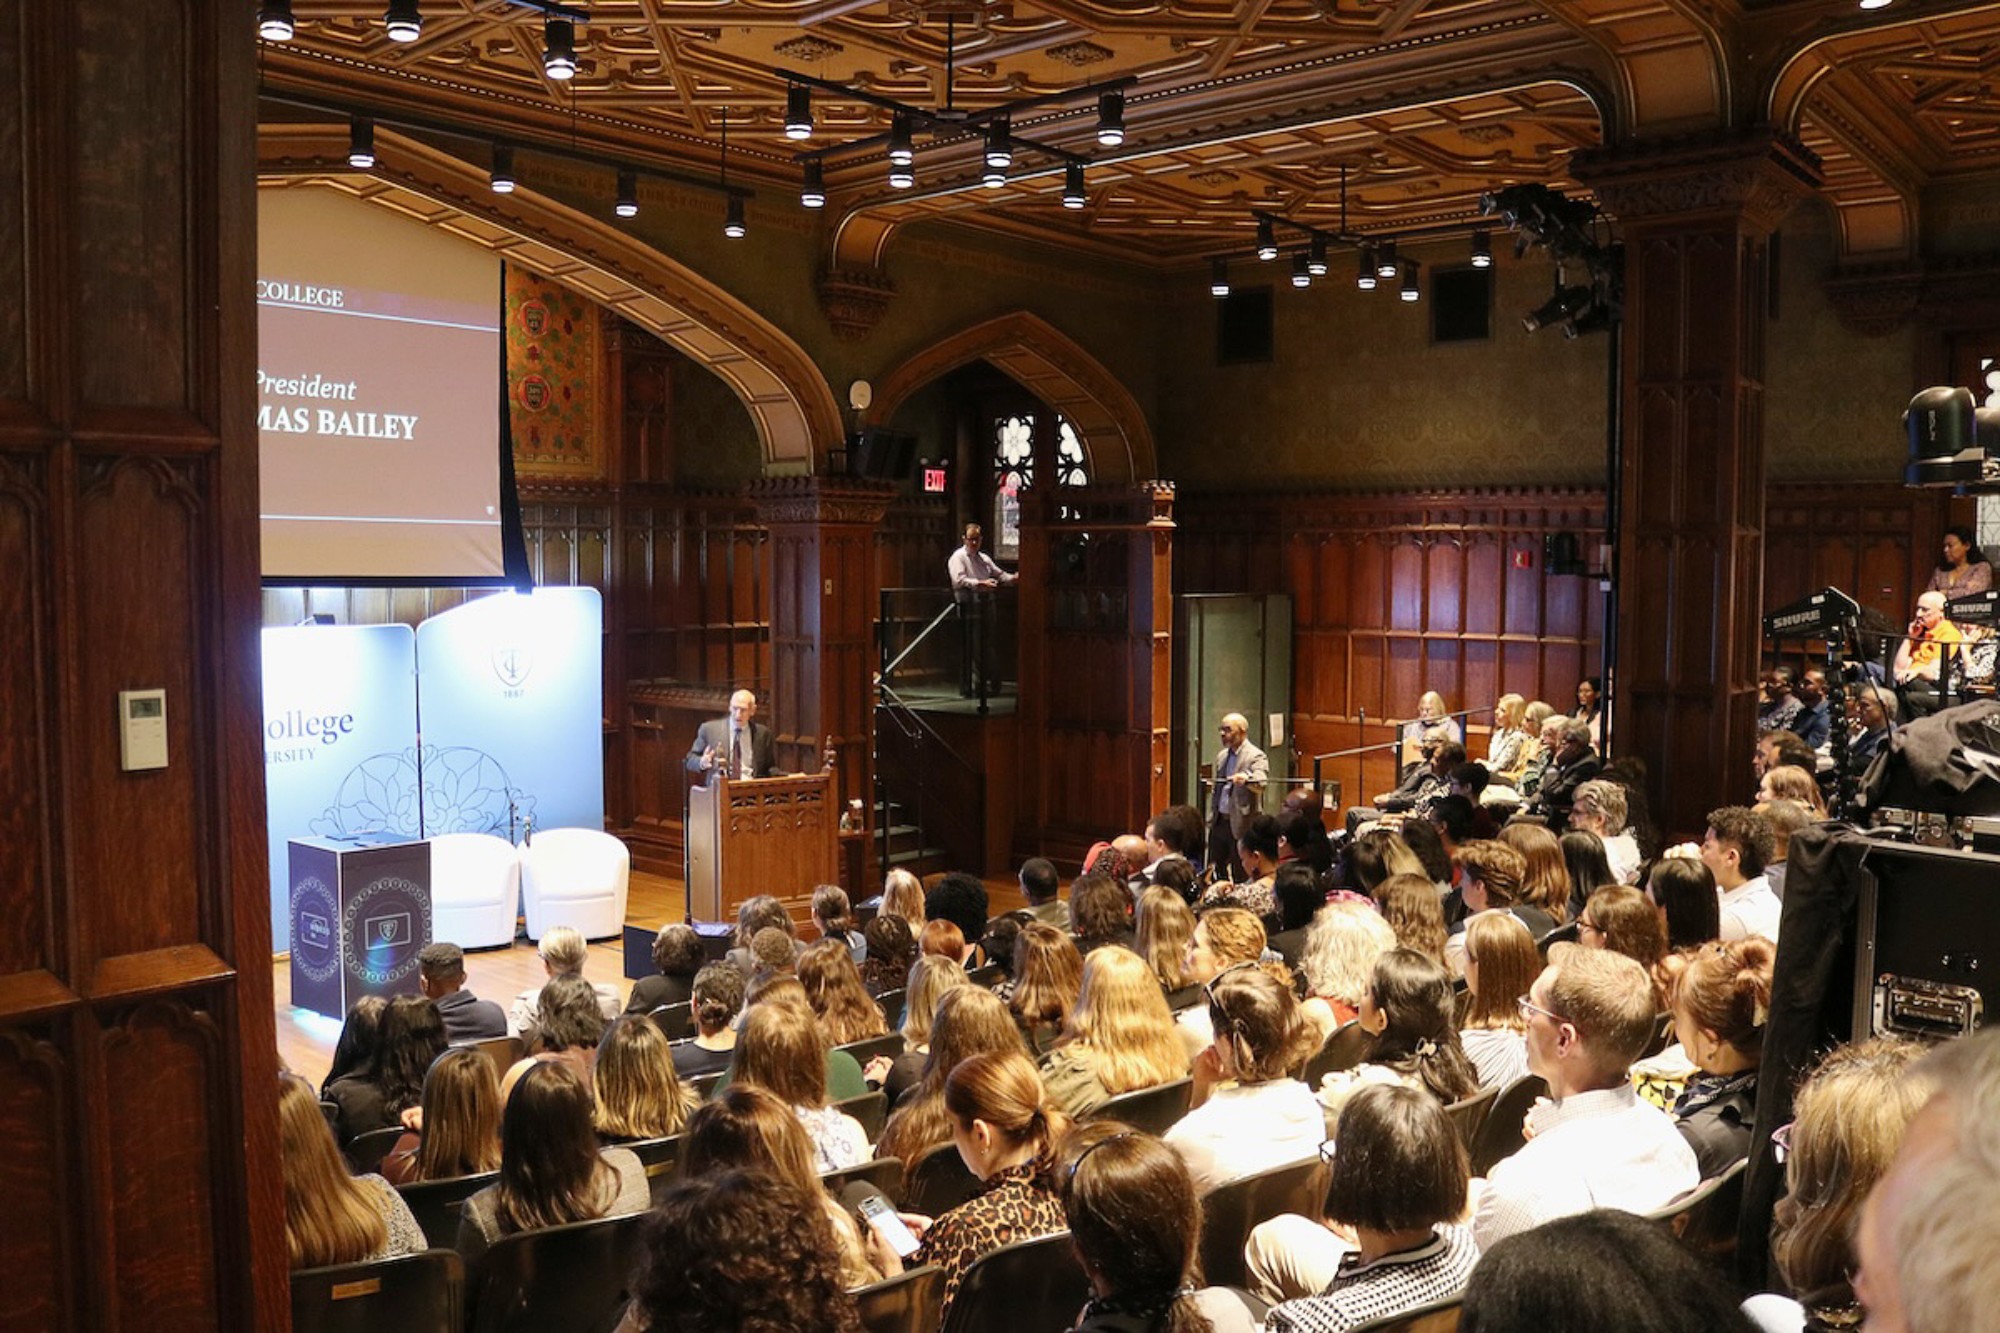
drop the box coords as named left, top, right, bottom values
left=901, top=1050, right=1072, bottom=1322
left=899, top=952, right=971, bottom=1054
left=682, top=1085, right=892, bottom=1290
left=733, top=995, right=870, bottom=1171
left=798, top=937, right=889, bottom=1046
left=1455, top=911, right=1540, bottom=1091
left=880, top=867, right=926, bottom=926
left=593, top=1015, right=700, bottom=1143
left=1483, top=693, right=1533, bottom=786
left=1757, top=763, right=1828, bottom=817
left=381, top=1045, right=502, bottom=1185
left=1297, top=898, right=1398, bottom=1043
left=1009, top=920, right=1084, bottom=1051
left=1136, top=886, right=1198, bottom=997
left=1498, top=822, right=1573, bottom=924
left=877, top=986, right=1027, bottom=1171
left=1040, top=946, right=1191, bottom=1116
left=279, top=1071, right=425, bottom=1269
left=1375, top=873, right=1448, bottom=967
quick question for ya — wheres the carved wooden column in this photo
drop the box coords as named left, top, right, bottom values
left=1572, top=130, right=1820, bottom=836
left=752, top=478, right=897, bottom=860
left=1014, top=483, right=1176, bottom=866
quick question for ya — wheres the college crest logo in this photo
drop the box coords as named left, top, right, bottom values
left=492, top=643, right=533, bottom=688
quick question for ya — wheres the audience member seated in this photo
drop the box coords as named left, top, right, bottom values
left=1197, top=814, right=1283, bottom=920
left=1756, top=798, right=1812, bottom=901
left=1481, top=693, right=1534, bottom=795
left=1928, top=523, right=1993, bottom=597
left=1374, top=873, right=1448, bottom=969
left=1557, top=829, right=1617, bottom=924
left=880, top=867, right=927, bottom=927
left=1758, top=667, right=1806, bottom=736
left=593, top=1014, right=699, bottom=1144
left=623, top=923, right=704, bottom=1017
left=731, top=990, right=871, bottom=1171
left=1250, top=1083, right=1480, bottom=1317
left=1061, top=1124, right=1260, bottom=1333
left=927, top=872, right=992, bottom=968
left=681, top=1086, right=892, bottom=1290
left=1155, top=856, right=1200, bottom=909
left=1444, top=842, right=1550, bottom=978
left=799, top=937, right=891, bottom=1046
left=1644, top=854, right=1722, bottom=952
left=1515, top=712, right=1566, bottom=801
left=1319, top=949, right=1479, bottom=1119
left=1041, top=946, right=1191, bottom=1117
left=861, top=913, right=919, bottom=998
left=1518, top=718, right=1600, bottom=831
left=1398, top=820, right=1456, bottom=894
left=922, top=917, right=969, bottom=965
left=1391, top=740, right=1466, bottom=822
left=1757, top=764, right=1826, bottom=818
left=380, top=1045, right=501, bottom=1186
left=321, top=995, right=387, bottom=1099
left=980, top=912, right=1028, bottom=986
left=1114, top=833, right=1156, bottom=894
left=1655, top=937, right=1774, bottom=1177
left=1143, top=805, right=1205, bottom=894
left=1753, top=729, right=1820, bottom=791
left=1019, top=856, right=1069, bottom=929
left=1789, top=667, right=1834, bottom=750
left=1297, top=899, right=1398, bottom=1045
left=456, top=1060, right=648, bottom=1269
left=1268, top=862, right=1327, bottom=962
left=721, top=894, right=802, bottom=980
left=1457, top=912, right=1540, bottom=1092
left=628, top=1169, right=862, bottom=1332
left=749, top=924, right=802, bottom=986
left=1176, top=908, right=1276, bottom=1062
left=1577, top=886, right=1667, bottom=993
left=279, top=1071, right=424, bottom=1269
left=1400, top=690, right=1464, bottom=763
left=1166, top=964, right=1321, bottom=1194
left=1462, top=1209, right=1756, bottom=1333
left=1739, top=1037, right=1933, bottom=1333
left=1891, top=590, right=1962, bottom=717
left=1136, top=886, right=1199, bottom=1002
left=1282, top=787, right=1337, bottom=877
left=1497, top=823, right=1572, bottom=926
left=886, top=955, right=973, bottom=1101
left=1846, top=686, right=1895, bottom=774
left=813, top=884, right=868, bottom=965
left=877, top=985, right=1026, bottom=1170
left=1072, top=873, right=1139, bottom=955
left=1572, top=677, right=1603, bottom=747
left=672, top=961, right=744, bottom=1080
left=1339, top=828, right=1426, bottom=899
left=503, top=973, right=607, bottom=1098
left=1426, top=796, right=1478, bottom=872
left=1566, top=780, right=1642, bottom=888
left=325, top=993, right=447, bottom=1142
left=902, top=1049, right=1071, bottom=1323
left=1444, top=769, right=1499, bottom=838
left=508, top=925, right=621, bottom=1037
left=1700, top=805, right=1781, bottom=943
left=1011, top=921, right=1085, bottom=1051
left=418, top=942, right=507, bottom=1042
left=1473, top=948, right=1698, bottom=1248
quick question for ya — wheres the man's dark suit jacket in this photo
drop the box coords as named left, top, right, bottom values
left=684, top=718, right=778, bottom=781
left=435, top=987, right=507, bottom=1044
left=1528, top=752, right=1603, bottom=830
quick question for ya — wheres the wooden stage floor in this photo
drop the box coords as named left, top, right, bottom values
left=274, top=868, right=1028, bottom=1087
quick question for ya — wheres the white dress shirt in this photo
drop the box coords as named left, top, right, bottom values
left=1718, top=874, right=1782, bottom=943
left=1472, top=1082, right=1698, bottom=1250
left=947, top=545, right=1009, bottom=594
left=1166, top=1078, right=1326, bottom=1195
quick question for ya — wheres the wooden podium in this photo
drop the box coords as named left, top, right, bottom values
left=686, top=773, right=838, bottom=925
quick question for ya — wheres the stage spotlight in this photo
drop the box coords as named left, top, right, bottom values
left=784, top=85, right=814, bottom=141
left=258, top=1, right=296, bottom=41
left=801, top=158, right=826, bottom=209
left=1210, top=258, right=1230, bottom=298
left=1565, top=303, right=1611, bottom=338
left=1357, top=248, right=1377, bottom=290
left=490, top=144, right=516, bottom=193
left=1256, top=216, right=1277, bottom=261
left=1400, top=262, right=1420, bottom=302
left=985, top=119, right=1012, bottom=169
left=1308, top=237, right=1328, bottom=277
left=1291, top=253, right=1312, bottom=289
left=385, top=0, right=422, bottom=42
left=888, top=114, right=914, bottom=167
left=347, top=116, right=376, bottom=169
left=1858, top=0, right=1892, bottom=9
left=724, top=195, right=746, bottom=238
left=1375, top=241, right=1398, bottom=279
left=615, top=169, right=638, bottom=218
left=1062, top=162, right=1086, bottom=210
left=544, top=18, right=578, bottom=80
left=1471, top=230, right=1492, bottom=268
left=1096, top=91, right=1125, bottom=147
left=1522, top=285, right=1592, bottom=333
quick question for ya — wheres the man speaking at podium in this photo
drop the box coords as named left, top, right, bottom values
left=686, top=689, right=778, bottom=784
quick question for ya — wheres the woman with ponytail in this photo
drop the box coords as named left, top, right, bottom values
left=1061, top=1125, right=1260, bottom=1333
left=903, top=1049, right=1072, bottom=1322
left=1662, top=937, right=1776, bottom=1176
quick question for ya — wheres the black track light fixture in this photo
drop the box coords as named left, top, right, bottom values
left=1375, top=241, right=1399, bottom=279
left=544, top=17, right=578, bottom=80
left=1096, top=91, right=1125, bottom=147
left=784, top=85, right=814, bottom=141
left=258, top=0, right=296, bottom=41
left=800, top=158, right=826, bottom=209
left=1357, top=248, right=1377, bottom=290
left=1291, top=253, right=1312, bottom=289
left=985, top=118, right=1013, bottom=169
left=1308, top=237, right=1328, bottom=277
left=615, top=169, right=638, bottom=218
left=384, top=0, right=422, bottom=42
left=347, top=116, right=376, bottom=169
left=724, top=195, right=746, bottom=239
left=887, top=114, right=915, bottom=168
left=1256, top=216, right=1277, bottom=262
left=1400, top=261, right=1420, bottom=302
left=490, top=144, right=516, bottom=193
left=1211, top=258, right=1230, bottom=298
left=1471, top=229, right=1492, bottom=269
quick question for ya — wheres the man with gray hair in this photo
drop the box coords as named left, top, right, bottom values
left=1520, top=718, right=1600, bottom=832
left=1569, top=778, right=1640, bottom=889
left=507, top=923, right=622, bottom=1036
left=1208, top=711, right=1268, bottom=880
left=1854, top=1029, right=2000, bottom=1331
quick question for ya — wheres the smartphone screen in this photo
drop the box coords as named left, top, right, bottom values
left=857, top=1194, right=922, bottom=1258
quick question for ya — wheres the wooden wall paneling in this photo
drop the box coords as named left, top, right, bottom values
left=0, top=1024, right=71, bottom=1330
left=0, top=455, right=51, bottom=981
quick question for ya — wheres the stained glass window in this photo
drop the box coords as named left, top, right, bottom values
left=990, top=412, right=1088, bottom=555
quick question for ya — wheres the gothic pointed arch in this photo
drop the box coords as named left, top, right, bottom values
left=864, top=311, right=1156, bottom=483
left=257, top=124, right=843, bottom=474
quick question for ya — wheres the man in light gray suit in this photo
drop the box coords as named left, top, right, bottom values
left=1207, top=712, right=1268, bottom=882
left=685, top=689, right=778, bottom=784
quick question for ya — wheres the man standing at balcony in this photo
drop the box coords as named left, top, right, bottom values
left=948, top=523, right=1017, bottom=698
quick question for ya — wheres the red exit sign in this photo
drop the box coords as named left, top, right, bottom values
left=922, top=466, right=948, bottom=494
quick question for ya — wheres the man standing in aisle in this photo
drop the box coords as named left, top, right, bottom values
left=685, top=688, right=777, bottom=784
left=948, top=523, right=1017, bottom=698
left=1208, top=712, right=1268, bottom=882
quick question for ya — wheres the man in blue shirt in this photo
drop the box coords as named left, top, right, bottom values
left=1789, top=668, right=1831, bottom=750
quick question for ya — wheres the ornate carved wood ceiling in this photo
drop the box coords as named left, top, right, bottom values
left=259, top=0, right=2000, bottom=266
